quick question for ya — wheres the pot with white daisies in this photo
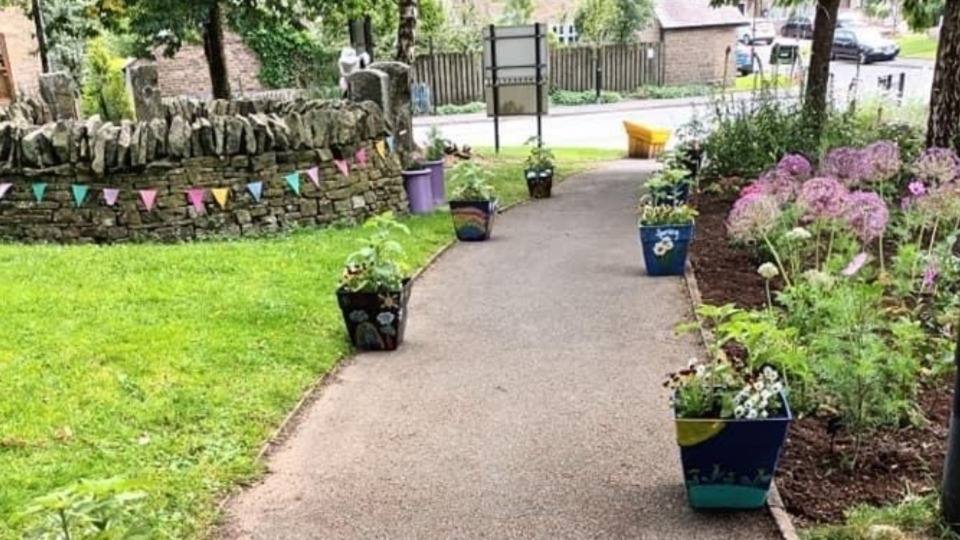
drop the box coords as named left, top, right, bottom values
left=638, top=202, right=697, bottom=276
left=524, top=137, right=555, bottom=199
left=665, top=356, right=793, bottom=510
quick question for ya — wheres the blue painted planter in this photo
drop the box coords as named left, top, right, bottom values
left=450, top=199, right=497, bottom=242
left=336, top=280, right=413, bottom=351
left=675, top=393, right=793, bottom=510
left=639, top=224, right=695, bottom=276
left=650, top=181, right=692, bottom=206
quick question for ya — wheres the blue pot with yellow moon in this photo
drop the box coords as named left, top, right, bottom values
left=449, top=199, right=497, bottom=242
left=336, top=279, right=413, bottom=351
left=675, top=392, right=792, bottom=510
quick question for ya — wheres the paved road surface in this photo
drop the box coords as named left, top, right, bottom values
left=221, top=161, right=780, bottom=540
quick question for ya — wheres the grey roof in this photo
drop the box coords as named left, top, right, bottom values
left=655, top=0, right=749, bottom=29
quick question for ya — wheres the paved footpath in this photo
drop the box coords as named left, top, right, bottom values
left=221, top=160, right=779, bottom=540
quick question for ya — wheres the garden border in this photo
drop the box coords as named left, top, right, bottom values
left=682, top=261, right=800, bottom=540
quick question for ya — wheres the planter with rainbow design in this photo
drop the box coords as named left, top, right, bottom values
left=449, top=199, right=497, bottom=242
left=675, top=392, right=792, bottom=510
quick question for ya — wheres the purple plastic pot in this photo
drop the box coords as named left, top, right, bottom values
left=403, top=169, right=434, bottom=214
left=425, top=160, right=446, bottom=207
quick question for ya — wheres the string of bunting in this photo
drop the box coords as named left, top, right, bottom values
left=0, top=144, right=390, bottom=211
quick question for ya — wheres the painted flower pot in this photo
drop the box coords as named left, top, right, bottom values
left=403, top=169, right=434, bottom=214
left=450, top=199, right=497, bottom=242
left=336, top=280, right=413, bottom=351
left=649, top=181, right=692, bottom=206
left=525, top=169, right=554, bottom=199
left=675, top=393, right=793, bottom=510
left=639, top=224, right=695, bottom=276
left=425, top=160, right=446, bottom=207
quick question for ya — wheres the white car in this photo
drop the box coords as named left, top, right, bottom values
left=739, top=19, right=777, bottom=45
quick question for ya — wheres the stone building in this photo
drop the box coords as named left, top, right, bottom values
left=0, top=7, right=42, bottom=103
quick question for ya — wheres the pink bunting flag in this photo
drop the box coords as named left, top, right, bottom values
left=139, top=189, right=158, bottom=211
left=0, top=183, right=11, bottom=200
left=355, top=148, right=368, bottom=168
left=187, top=188, right=206, bottom=214
left=335, top=159, right=350, bottom=177
left=306, top=166, right=320, bottom=187
left=103, top=188, right=120, bottom=206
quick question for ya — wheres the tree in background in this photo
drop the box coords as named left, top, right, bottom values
left=396, top=0, right=418, bottom=64
left=80, top=36, right=132, bottom=121
left=575, top=0, right=619, bottom=47
left=498, top=0, right=533, bottom=25
left=901, top=0, right=955, bottom=149
left=612, top=0, right=655, bottom=43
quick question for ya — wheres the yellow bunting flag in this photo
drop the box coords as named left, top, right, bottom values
left=212, top=188, right=230, bottom=209
left=376, top=140, right=387, bottom=158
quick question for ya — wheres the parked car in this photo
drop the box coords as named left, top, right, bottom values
left=735, top=44, right=755, bottom=76
left=739, top=19, right=777, bottom=45
left=832, top=28, right=900, bottom=63
left=837, top=13, right=868, bottom=29
left=780, top=16, right=814, bottom=39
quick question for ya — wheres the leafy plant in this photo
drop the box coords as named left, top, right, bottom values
left=425, top=127, right=446, bottom=162
left=549, top=89, right=623, bottom=106
left=666, top=356, right=786, bottom=420
left=634, top=85, right=715, bottom=100
left=638, top=203, right=698, bottom=226
left=435, top=102, right=486, bottom=115
left=449, top=161, right=496, bottom=202
left=14, top=477, right=151, bottom=540
left=402, top=156, right=428, bottom=171
left=524, top=136, right=555, bottom=172
left=81, top=37, right=133, bottom=123
left=340, top=212, right=411, bottom=293
left=646, top=168, right=691, bottom=192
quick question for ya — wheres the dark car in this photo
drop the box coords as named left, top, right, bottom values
left=780, top=16, right=813, bottom=39
left=832, top=28, right=900, bottom=63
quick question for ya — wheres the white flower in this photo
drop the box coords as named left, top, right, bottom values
left=802, top=269, right=836, bottom=288
left=734, top=406, right=746, bottom=418
left=746, top=409, right=759, bottom=419
left=785, top=227, right=813, bottom=241
left=758, top=262, right=780, bottom=280
left=771, top=382, right=784, bottom=393
left=761, top=389, right=773, bottom=400
left=653, top=238, right=674, bottom=257
left=686, top=358, right=698, bottom=369
left=760, top=410, right=769, bottom=419
left=762, top=366, right=779, bottom=380
left=694, top=365, right=707, bottom=377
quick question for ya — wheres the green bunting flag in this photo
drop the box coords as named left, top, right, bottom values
left=32, top=183, right=46, bottom=202
left=285, top=173, right=301, bottom=196
left=71, top=185, right=89, bottom=207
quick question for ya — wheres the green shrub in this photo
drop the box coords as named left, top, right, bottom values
left=436, top=102, right=486, bottom=115
left=231, top=15, right=338, bottom=90
left=633, top=85, right=716, bottom=100
left=81, top=38, right=133, bottom=123
left=549, top=89, right=623, bottom=106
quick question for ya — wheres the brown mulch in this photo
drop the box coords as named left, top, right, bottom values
left=688, top=188, right=955, bottom=526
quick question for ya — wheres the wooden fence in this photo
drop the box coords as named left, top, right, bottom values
left=412, top=42, right=664, bottom=107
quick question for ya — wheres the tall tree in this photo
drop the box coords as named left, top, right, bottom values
left=612, top=0, right=655, bottom=43
left=902, top=0, right=951, bottom=148
left=498, top=0, right=533, bottom=25
left=396, top=0, right=418, bottom=64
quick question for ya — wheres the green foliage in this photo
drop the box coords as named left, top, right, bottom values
left=231, top=14, right=338, bottom=90
left=435, top=102, right=486, bottom=115
left=633, top=85, right=716, bottom=100
left=575, top=0, right=653, bottom=45
left=612, top=0, right=655, bottom=43
left=425, top=127, right=445, bottom=161
left=14, top=478, right=151, bottom=539
left=81, top=38, right=133, bottom=122
left=340, top=212, right=411, bottom=293
left=803, top=495, right=952, bottom=540
left=549, top=89, right=623, bottom=106
left=498, top=0, right=533, bottom=25
left=416, top=0, right=446, bottom=44
left=667, top=351, right=785, bottom=420
left=524, top=136, right=554, bottom=172
left=637, top=203, right=697, bottom=226
left=450, top=161, right=496, bottom=202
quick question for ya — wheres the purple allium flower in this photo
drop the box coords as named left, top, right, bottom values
left=923, top=258, right=939, bottom=290
left=912, top=147, right=960, bottom=185
left=908, top=180, right=927, bottom=196
left=861, top=140, right=902, bottom=183
left=755, top=169, right=799, bottom=205
left=777, top=154, right=813, bottom=181
left=727, top=193, right=782, bottom=242
left=843, top=191, right=890, bottom=243
left=821, top=147, right=869, bottom=186
left=901, top=198, right=912, bottom=211
left=740, top=182, right=769, bottom=198
left=797, top=177, right=849, bottom=222
left=842, top=252, right=869, bottom=276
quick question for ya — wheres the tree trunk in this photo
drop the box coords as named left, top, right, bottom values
left=203, top=2, right=231, bottom=100
left=804, top=0, right=841, bottom=128
left=396, top=0, right=419, bottom=65
left=927, top=0, right=960, bottom=149
left=31, top=0, right=50, bottom=73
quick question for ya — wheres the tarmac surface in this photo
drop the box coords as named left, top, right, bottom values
left=221, top=160, right=780, bottom=539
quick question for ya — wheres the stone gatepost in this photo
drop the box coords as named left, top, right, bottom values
left=128, top=64, right=164, bottom=122
left=347, top=68, right=391, bottom=121
left=367, top=61, right=413, bottom=154
left=38, top=72, right=78, bottom=121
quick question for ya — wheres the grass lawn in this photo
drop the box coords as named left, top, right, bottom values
left=897, top=33, right=938, bottom=59
left=0, top=147, right=620, bottom=539
left=803, top=495, right=952, bottom=539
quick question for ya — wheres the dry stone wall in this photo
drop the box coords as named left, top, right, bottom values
left=0, top=98, right=407, bottom=243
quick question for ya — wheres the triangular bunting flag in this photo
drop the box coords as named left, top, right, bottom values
left=306, top=166, right=320, bottom=187
left=285, top=173, right=301, bottom=196
left=187, top=188, right=206, bottom=214
left=139, top=189, right=158, bottom=211
left=32, top=183, right=46, bottom=202
left=71, top=185, right=89, bottom=207
left=103, top=188, right=120, bottom=206
left=0, top=183, right=11, bottom=200
left=335, top=159, right=349, bottom=177
left=355, top=148, right=368, bottom=168
left=376, top=140, right=387, bottom=158
left=247, top=181, right=263, bottom=202
left=211, top=188, right=229, bottom=209
left=386, top=136, right=395, bottom=153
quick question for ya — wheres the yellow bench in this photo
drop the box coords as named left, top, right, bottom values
left=623, top=121, right=672, bottom=159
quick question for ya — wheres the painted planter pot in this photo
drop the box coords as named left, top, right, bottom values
left=525, top=169, right=554, bottom=199
left=424, top=160, right=446, bottom=207
left=402, top=169, right=434, bottom=214
left=449, top=199, right=497, bottom=242
left=649, top=181, right=692, bottom=206
left=675, top=393, right=793, bottom=510
left=336, top=280, right=413, bottom=351
left=639, top=224, right=694, bottom=276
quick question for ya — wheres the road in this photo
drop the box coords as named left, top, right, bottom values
left=414, top=52, right=934, bottom=151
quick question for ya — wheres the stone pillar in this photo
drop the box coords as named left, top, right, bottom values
left=347, top=68, right=391, bottom=121
left=38, top=72, right=78, bottom=121
left=128, top=64, right=164, bottom=122
left=367, top=61, right=413, bottom=154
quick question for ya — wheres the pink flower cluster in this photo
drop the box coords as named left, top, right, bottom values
left=776, top=154, right=813, bottom=181
left=912, top=147, right=960, bottom=185
left=797, top=177, right=849, bottom=222
left=862, top=140, right=902, bottom=184
left=843, top=191, right=890, bottom=243
left=727, top=193, right=782, bottom=242
left=821, top=147, right=871, bottom=186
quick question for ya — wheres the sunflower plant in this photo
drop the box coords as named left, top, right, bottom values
left=340, top=212, right=411, bottom=293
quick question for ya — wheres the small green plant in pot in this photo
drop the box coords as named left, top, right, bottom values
left=646, top=166, right=693, bottom=205
left=337, top=212, right=414, bottom=351
left=449, top=160, right=498, bottom=242
left=524, top=136, right=556, bottom=199
left=666, top=355, right=793, bottom=510
left=638, top=202, right=697, bottom=276
left=424, top=127, right=447, bottom=206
